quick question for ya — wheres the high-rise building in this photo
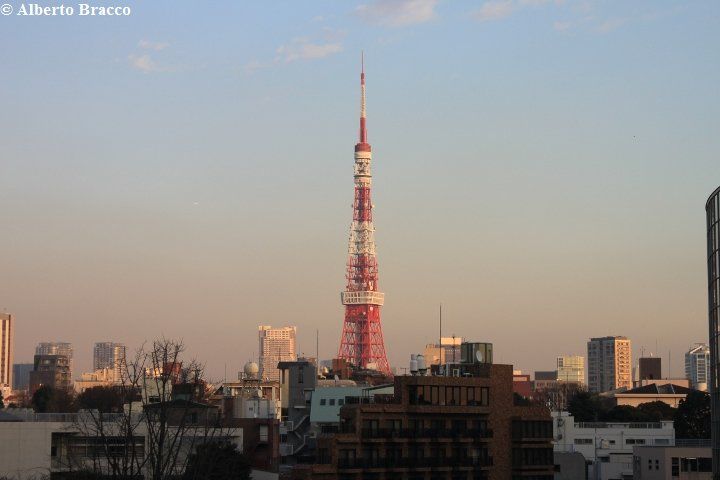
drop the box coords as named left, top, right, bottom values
left=29, top=354, right=72, bottom=393
left=639, top=356, right=662, bottom=381
left=685, top=343, right=710, bottom=390
left=587, top=336, right=632, bottom=393
left=0, top=313, right=13, bottom=390
left=336, top=58, right=391, bottom=376
left=12, top=363, right=33, bottom=391
left=35, top=342, right=73, bottom=377
left=705, top=184, right=719, bottom=477
left=258, top=325, right=296, bottom=382
left=556, top=355, right=585, bottom=384
left=423, top=336, right=463, bottom=366
left=93, top=342, right=126, bottom=381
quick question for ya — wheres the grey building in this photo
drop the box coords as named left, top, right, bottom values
left=29, top=354, right=71, bottom=393
left=706, top=185, right=720, bottom=478
left=554, top=451, right=587, bottom=480
left=92, top=342, right=126, bottom=380
left=633, top=444, right=712, bottom=479
left=278, top=359, right=316, bottom=465
left=35, top=342, right=73, bottom=378
left=12, top=363, right=33, bottom=391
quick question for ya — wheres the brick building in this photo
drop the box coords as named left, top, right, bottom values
left=296, top=361, right=554, bottom=479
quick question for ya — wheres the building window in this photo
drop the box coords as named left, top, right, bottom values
left=320, top=399, right=326, bottom=406
left=574, top=438, right=593, bottom=445
left=329, top=399, right=335, bottom=406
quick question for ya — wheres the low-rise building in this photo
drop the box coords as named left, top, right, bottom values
left=610, top=383, right=697, bottom=408
left=0, top=409, right=242, bottom=480
left=553, top=412, right=675, bottom=480
left=632, top=442, right=712, bottom=479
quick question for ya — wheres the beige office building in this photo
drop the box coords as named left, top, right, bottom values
left=556, top=355, right=585, bottom=384
left=0, top=313, right=13, bottom=390
left=587, top=336, right=632, bottom=393
left=258, top=325, right=297, bottom=382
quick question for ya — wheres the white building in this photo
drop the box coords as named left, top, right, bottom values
left=684, top=343, right=710, bottom=390
left=258, top=326, right=297, bottom=382
left=0, top=411, right=242, bottom=479
left=553, top=411, right=675, bottom=480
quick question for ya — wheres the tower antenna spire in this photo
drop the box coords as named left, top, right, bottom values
left=360, top=52, right=367, bottom=144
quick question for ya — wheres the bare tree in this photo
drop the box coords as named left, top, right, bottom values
left=64, top=338, right=238, bottom=480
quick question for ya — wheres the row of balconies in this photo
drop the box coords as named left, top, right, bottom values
left=359, top=428, right=493, bottom=440
left=337, top=456, right=493, bottom=469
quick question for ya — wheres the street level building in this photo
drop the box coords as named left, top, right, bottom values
left=706, top=184, right=720, bottom=478
left=259, top=325, right=297, bottom=382
left=632, top=443, right=712, bottom=479
left=587, top=336, right=632, bottom=393
left=553, top=411, right=675, bottom=480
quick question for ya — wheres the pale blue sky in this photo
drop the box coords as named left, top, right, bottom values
left=1, top=0, right=718, bottom=379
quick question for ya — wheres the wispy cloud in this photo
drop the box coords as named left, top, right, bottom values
left=553, top=20, right=572, bottom=31
left=356, top=0, right=438, bottom=27
left=276, top=38, right=343, bottom=63
left=472, top=0, right=515, bottom=22
left=137, top=40, right=170, bottom=51
left=595, top=17, right=627, bottom=33
left=128, top=54, right=161, bottom=73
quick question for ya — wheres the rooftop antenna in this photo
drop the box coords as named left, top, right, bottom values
left=439, top=303, right=442, bottom=362
left=316, top=329, right=320, bottom=378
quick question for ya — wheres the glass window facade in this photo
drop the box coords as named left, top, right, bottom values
left=706, top=186, right=720, bottom=478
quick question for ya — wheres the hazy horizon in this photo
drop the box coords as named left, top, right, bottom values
left=1, top=0, right=718, bottom=381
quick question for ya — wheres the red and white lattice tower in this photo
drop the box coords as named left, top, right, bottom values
left=337, top=56, right=391, bottom=376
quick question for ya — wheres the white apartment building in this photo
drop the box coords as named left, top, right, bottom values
left=553, top=411, right=675, bottom=480
left=258, top=325, right=297, bottom=382
left=684, top=343, right=710, bottom=390
left=588, top=336, right=632, bottom=393
left=557, top=355, right=585, bottom=384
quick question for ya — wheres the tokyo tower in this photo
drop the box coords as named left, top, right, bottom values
left=337, top=56, right=391, bottom=376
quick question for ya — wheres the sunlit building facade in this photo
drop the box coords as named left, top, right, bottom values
left=556, top=355, right=584, bottom=384
left=258, top=325, right=297, bottom=382
left=587, top=336, right=632, bottom=393
left=0, top=313, right=13, bottom=392
left=685, top=343, right=710, bottom=390
left=706, top=185, right=720, bottom=478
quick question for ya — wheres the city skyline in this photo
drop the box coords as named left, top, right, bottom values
left=1, top=1, right=718, bottom=379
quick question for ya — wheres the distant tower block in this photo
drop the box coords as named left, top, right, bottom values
left=337, top=56, right=391, bottom=376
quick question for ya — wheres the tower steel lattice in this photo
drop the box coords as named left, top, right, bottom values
left=337, top=56, right=391, bottom=376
